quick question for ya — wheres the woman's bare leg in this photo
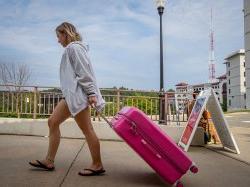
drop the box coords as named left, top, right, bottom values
left=29, top=99, right=71, bottom=168
left=74, top=106, right=104, bottom=173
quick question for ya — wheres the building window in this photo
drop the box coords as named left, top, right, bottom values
left=229, top=99, right=231, bottom=106
left=244, top=81, right=246, bottom=87
left=228, top=62, right=230, bottom=67
left=244, top=94, right=246, bottom=100
left=229, top=79, right=230, bottom=85
left=229, top=89, right=231, bottom=94
left=228, top=71, right=230, bottom=76
left=244, top=71, right=246, bottom=77
left=244, top=62, right=245, bottom=67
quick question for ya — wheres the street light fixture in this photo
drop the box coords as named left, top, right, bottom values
left=155, top=0, right=166, bottom=123
left=156, top=0, right=166, bottom=10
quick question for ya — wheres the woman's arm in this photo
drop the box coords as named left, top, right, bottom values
left=67, top=45, right=97, bottom=97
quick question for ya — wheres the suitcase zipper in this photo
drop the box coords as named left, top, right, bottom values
left=116, top=113, right=162, bottom=159
left=141, top=139, right=162, bottom=159
left=118, top=112, right=184, bottom=173
left=118, top=113, right=166, bottom=158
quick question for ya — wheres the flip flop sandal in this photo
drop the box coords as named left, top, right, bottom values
left=78, top=168, right=106, bottom=176
left=29, top=160, right=55, bottom=171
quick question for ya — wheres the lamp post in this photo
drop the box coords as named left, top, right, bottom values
left=155, top=0, right=165, bottom=123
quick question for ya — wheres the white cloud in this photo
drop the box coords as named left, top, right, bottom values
left=0, top=0, right=244, bottom=90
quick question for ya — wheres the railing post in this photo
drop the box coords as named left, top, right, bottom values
left=116, top=89, right=120, bottom=112
left=169, top=102, right=172, bottom=122
left=164, top=92, right=168, bottom=125
left=33, top=86, right=38, bottom=119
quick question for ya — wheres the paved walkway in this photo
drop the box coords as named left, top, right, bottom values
left=0, top=134, right=250, bottom=187
left=0, top=112, right=250, bottom=187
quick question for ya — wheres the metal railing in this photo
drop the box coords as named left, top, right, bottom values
left=0, top=85, right=191, bottom=124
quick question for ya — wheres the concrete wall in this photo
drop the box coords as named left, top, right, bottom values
left=245, top=0, right=250, bottom=109
left=0, top=118, right=205, bottom=146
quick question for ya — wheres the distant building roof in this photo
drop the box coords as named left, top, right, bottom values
left=192, top=83, right=204, bottom=87
left=211, top=82, right=220, bottom=85
left=216, top=74, right=226, bottom=80
left=192, top=82, right=220, bottom=87
left=224, top=49, right=245, bottom=61
left=175, top=82, right=188, bottom=87
left=166, top=92, right=175, bottom=98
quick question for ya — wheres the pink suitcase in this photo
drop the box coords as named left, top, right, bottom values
left=100, top=106, right=198, bottom=187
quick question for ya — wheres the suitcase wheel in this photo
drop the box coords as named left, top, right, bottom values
left=190, top=165, right=198, bottom=173
left=175, top=181, right=184, bottom=187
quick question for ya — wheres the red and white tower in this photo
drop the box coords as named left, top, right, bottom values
left=209, top=8, right=216, bottom=83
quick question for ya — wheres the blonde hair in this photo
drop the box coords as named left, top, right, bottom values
left=56, top=22, right=82, bottom=44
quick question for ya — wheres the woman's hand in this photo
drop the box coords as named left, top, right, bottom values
left=88, top=95, right=97, bottom=107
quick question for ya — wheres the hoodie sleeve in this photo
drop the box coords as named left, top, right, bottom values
left=67, top=44, right=97, bottom=97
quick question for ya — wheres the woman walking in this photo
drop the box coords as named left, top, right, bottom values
left=29, top=22, right=106, bottom=176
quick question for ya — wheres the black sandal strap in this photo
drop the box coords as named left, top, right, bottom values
left=86, top=168, right=105, bottom=173
left=83, top=168, right=97, bottom=173
left=36, top=160, right=54, bottom=170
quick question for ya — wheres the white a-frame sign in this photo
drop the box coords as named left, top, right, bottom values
left=178, top=88, right=240, bottom=154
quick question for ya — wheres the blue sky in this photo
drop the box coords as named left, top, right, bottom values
left=0, top=0, right=244, bottom=90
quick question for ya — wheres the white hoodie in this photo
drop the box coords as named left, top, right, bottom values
left=59, top=41, right=105, bottom=117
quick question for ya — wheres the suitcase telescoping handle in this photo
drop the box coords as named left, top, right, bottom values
left=91, top=104, right=113, bottom=128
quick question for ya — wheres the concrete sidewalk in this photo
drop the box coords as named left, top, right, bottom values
left=1, top=112, right=250, bottom=186
left=205, top=112, right=250, bottom=165
left=0, top=134, right=250, bottom=187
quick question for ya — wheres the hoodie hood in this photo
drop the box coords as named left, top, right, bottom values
left=66, top=41, right=89, bottom=51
